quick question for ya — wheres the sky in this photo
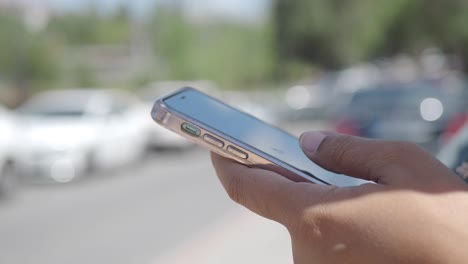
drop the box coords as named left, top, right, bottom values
left=44, top=0, right=271, bottom=20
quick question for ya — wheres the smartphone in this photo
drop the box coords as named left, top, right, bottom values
left=151, top=87, right=368, bottom=187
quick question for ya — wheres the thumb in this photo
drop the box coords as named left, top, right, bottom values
left=299, top=131, right=451, bottom=186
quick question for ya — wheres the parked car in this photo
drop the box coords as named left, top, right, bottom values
left=0, top=104, right=19, bottom=196
left=438, top=122, right=468, bottom=181
left=332, top=82, right=465, bottom=149
left=16, top=89, right=149, bottom=183
left=139, top=81, right=217, bottom=149
left=439, top=111, right=468, bottom=146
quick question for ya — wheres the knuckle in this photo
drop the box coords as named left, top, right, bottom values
left=290, top=187, right=339, bottom=240
left=294, top=205, right=333, bottom=242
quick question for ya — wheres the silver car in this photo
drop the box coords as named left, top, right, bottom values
left=0, top=104, right=19, bottom=196
left=16, top=89, right=149, bottom=183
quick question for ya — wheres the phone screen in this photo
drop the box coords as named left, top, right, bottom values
left=164, top=89, right=365, bottom=186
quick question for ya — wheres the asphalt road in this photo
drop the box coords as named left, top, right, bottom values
left=0, top=149, right=241, bottom=264
left=0, top=121, right=327, bottom=264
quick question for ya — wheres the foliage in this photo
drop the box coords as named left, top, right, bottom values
left=2, top=1, right=468, bottom=95
left=274, top=0, right=468, bottom=73
left=47, top=5, right=131, bottom=46
left=149, top=6, right=276, bottom=89
left=0, top=12, right=58, bottom=89
left=72, top=63, right=96, bottom=87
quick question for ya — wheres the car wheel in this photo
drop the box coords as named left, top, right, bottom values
left=85, top=151, right=97, bottom=176
left=0, top=161, right=16, bottom=198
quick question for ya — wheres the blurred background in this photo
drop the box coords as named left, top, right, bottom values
left=1, top=0, right=468, bottom=263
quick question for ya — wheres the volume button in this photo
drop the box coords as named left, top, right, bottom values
left=227, top=145, right=248, bottom=159
left=203, top=134, right=224, bottom=148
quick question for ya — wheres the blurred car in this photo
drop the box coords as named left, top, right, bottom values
left=438, top=122, right=468, bottom=180
left=284, top=80, right=338, bottom=122
left=332, top=82, right=465, bottom=148
left=16, top=89, right=149, bottom=183
left=0, top=104, right=19, bottom=196
left=439, top=112, right=468, bottom=146
left=139, top=80, right=217, bottom=149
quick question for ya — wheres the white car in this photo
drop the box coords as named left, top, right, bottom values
left=16, top=89, right=149, bottom=183
left=0, top=105, right=18, bottom=196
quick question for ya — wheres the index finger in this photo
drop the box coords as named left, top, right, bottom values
left=211, top=153, right=336, bottom=226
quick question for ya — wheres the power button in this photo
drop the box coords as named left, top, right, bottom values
left=227, top=146, right=248, bottom=159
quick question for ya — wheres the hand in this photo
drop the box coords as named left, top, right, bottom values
left=211, top=132, right=468, bottom=264
left=456, top=162, right=468, bottom=180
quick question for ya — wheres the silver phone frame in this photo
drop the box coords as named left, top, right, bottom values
left=151, top=87, right=329, bottom=185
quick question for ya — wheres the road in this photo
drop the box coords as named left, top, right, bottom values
left=0, top=149, right=292, bottom=264
left=0, top=121, right=328, bottom=264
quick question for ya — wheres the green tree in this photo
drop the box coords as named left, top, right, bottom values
left=47, top=6, right=131, bottom=46
left=150, top=7, right=195, bottom=79
left=47, top=11, right=100, bottom=45
left=73, top=63, right=96, bottom=87
left=274, top=0, right=468, bottom=73
left=375, top=0, right=468, bottom=66
left=0, top=12, right=58, bottom=91
left=149, top=5, right=275, bottom=89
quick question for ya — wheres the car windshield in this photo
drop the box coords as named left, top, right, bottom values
left=18, top=93, right=92, bottom=117
left=21, top=109, right=85, bottom=117
left=348, top=84, right=453, bottom=118
left=350, top=89, right=404, bottom=112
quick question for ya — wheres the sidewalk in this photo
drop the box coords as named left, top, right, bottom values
left=153, top=207, right=293, bottom=264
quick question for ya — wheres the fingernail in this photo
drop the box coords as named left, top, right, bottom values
left=300, top=132, right=326, bottom=154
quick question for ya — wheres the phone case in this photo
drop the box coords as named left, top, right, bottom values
left=151, top=87, right=329, bottom=185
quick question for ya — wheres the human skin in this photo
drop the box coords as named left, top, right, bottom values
left=211, top=131, right=468, bottom=264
